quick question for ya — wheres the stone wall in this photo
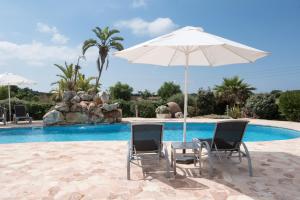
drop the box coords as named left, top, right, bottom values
left=43, top=91, right=122, bottom=125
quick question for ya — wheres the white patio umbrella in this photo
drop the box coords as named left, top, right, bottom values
left=0, top=72, right=36, bottom=121
left=114, top=26, right=269, bottom=142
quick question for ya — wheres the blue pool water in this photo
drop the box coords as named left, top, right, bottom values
left=0, top=122, right=299, bottom=144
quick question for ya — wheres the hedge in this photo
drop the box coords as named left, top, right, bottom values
left=132, top=100, right=164, bottom=118
left=0, top=97, right=54, bottom=120
left=279, top=91, right=300, bottom=121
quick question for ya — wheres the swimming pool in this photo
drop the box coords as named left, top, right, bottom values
left=0, top=122, right=299, bottom=144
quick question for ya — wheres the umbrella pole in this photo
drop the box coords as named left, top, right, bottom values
left=8, top=85, right=11, bottom=122
left=183, top=53, right=189, bottom=142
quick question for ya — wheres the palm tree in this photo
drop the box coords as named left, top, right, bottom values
left=50, top=79, right=65, bottom=102
left=76, top=73, right=96, bottom=92
left=82, top=27, right=124, bottom=90
left=52, top=62, right=76, bottom=91
left=214, top=76, right=255, bottom=106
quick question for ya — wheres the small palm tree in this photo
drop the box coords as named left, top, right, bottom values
left=214, top=76, right=255, bottom=106
left=82, top=27, right=124, bottom=90
left=52, top=62, right=76, bottom=91
left=50, top=80, right=65, bottom=102
left=76, top=73, right=96, bottom=92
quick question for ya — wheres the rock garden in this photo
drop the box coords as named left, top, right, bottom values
left=43, top=91, right=121, bottom=125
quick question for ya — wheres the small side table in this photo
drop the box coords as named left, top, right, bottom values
left=171, top=142, right=201, bottom=175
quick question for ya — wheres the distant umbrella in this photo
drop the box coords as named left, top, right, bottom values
left=0, top=73, right=36, bottom=121
left=114, top=26, right=269, bottom=142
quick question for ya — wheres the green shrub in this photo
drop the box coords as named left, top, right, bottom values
left=279, top=91, right=300, bottom=121
left=157, top=82, right=181, bottom=100
left=111, top=99, right=134, bottom=117
left=131, top=100, right=162, bottom=118
left=27, top=102, right=54, bottom=119
left=228, top=106, right=242, bottom=119
left=167, top=93, right=195, bottom=109
left=245, top=94, right=279, bottom=119
left=0, top=97, right=54, bottom=120
left=167, top=93, right=198, bottom=117
left=196, top=89, right=216, bottom=115
left=109, top=82, right=133, bottom=101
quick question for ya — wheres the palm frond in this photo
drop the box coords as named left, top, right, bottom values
left=82, top=39, right=97, bottom=55
left=108, top=29, right=120, bottom=37
left=110, top=41, right=124, bottom=51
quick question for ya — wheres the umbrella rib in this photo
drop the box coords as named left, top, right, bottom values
left=222, top=44, right=253, bottom=63
left=167, top=46, right=179, bottom=66
left=199, top=47, right=213, bottom=66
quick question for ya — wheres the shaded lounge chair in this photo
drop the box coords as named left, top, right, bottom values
left=0, top=106, right=7, bottom=125
left=193, top=120, right=253, bottom=176
left=13, top=105, right=32, bottom=124
left=127, top=123, right=170, bottom=180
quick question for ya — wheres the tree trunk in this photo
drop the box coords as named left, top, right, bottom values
left=94, top=55, right=106, bottom=91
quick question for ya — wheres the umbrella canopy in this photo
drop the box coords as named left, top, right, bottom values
left=0, top=72, right=36, bottom=86
left=0, top=72, right=36, bottom=121
left=114, top=26, right=269, bottom=141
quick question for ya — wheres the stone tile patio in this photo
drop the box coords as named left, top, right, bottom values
left=0, top=119, right=300, bottom=200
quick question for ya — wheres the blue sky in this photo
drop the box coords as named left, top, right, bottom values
left=0, top=0, right=299, bottom=93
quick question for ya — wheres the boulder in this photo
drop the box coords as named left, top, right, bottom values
left=65, top=112, right=89, bottom=124
left=175, top=112, right=183, bottom=118
left=93, top=95, right=103, bottom=105
left=102, top=103, right=119, bottom=112
left=55, top=102, right=69, bottom=112
left=167, top=102, right=182, bottom=118
left=90, top=115, right=105, bottom=124
left=77, top=91, right=93, bottom=101
left=98, top=91, right=109, bottom=103
left=63, top=91, right=76, bottom=102
left=79, top=101, right=88, bottom=112
left=43, top=110, right=64, bottom=125
left=70, top=95, right=81, bottom=104
left=88, top=102, right=96, bottom=112
left=70, top=103, right=82, bottom=112
left=93, top=106, right=104, bottom=118
left=103, top=109, right=122, bottom=123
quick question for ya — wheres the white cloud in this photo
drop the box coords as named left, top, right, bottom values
left=0, top=40, right=97, bottom=67
left=36, top=22, right=69, bottom=45
left=132, top=0, right=147, bottom=8
left=115, top=17, right=178, bottom=36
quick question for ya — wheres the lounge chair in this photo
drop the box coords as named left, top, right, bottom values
left=193, top=120, right=253, bottom=176
left=0, top=106, right=6, bottom=125
left=127, top=123, right=170, bottom=180
left=13, top=105, right=32, bottom=124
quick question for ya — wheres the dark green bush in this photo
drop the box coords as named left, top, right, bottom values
left=26, top=102, right=54, bottom=120
left=196, top=89, right=216, bottom=115
left=245, top=94, right=279, bottom=119
left=167, top=93, right=197, bottom=116
left=111, top=99, right=134, bottom=117
left=109, top=82, right=133, bottom=101
left=131, top=100, right=162, bottom=118
left=157, top=82, right=181, bottom=100
left=279, top=91, right=300, bottom=121
left=0, top=97, right=54, bottom=120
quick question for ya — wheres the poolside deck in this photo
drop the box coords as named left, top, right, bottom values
left=0, top=118, right=300, bottom=200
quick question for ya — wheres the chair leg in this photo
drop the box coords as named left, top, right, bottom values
left=163, top=144, right=171, bottom=178
left=241, top=142, right=253, bottom=177
left=201, top=141, right=214, bottom=177
left=127, top=143, right=131, bottom=180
